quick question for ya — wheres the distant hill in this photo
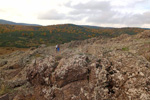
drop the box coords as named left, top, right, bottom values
left=143, top=28, right=150, bottom=30
left=81, top=25, right=150, bottom=30
left=80, top=25, right=115, bottom=29
left=0, top=19, right=40, bottom=26
left=0, top=24, right=145, bottom=48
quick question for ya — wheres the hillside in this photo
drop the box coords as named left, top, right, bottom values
left=0, top=24, right=145, bottom=48
left=0, top=19, right=40, bottom=26
left=0, top=30, right=150, bottom=100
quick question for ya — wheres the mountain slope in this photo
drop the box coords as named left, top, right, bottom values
left=0, top=19, right=40, bottom=26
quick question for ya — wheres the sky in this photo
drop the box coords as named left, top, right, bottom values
left=0, top=0, right=150, bottom=28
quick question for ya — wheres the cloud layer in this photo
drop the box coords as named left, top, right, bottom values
left=0, top=0, right=150, bottom=27
left=37, top=0, right=150, bottom=27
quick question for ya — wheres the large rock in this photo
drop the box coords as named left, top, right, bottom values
left=26, top=50, right=150, bottom=100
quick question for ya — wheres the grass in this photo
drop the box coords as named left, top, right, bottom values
left=122, top=47, right=129, bottom=51
left=0, top=47, right=28, bottom=56
left=34, top=54, right=42, bottom=57
left=0, top=84, right=10, bottom=96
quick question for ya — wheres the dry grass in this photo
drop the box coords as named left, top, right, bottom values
left=34, top=53, right=42, bottom=58
left=0, top=84, right=10, bottom=96
left=0, top=47, right=28, bottom=56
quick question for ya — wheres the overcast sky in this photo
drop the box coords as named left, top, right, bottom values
left=0, top=0, right=150, bottom=28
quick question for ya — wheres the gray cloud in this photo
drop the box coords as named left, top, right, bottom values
left=38, top=9, right=84, bottom=21
left=86, top=11, right=150, bottom=26
left=68, top=1, right=115, bottom=22
left=125, top=11, right=150, bottom=25
left=87, top=11, right=119, bottom=24
left=66, top=0, right=150, bottom=26
left=38, top=0, right=150, bottom=27
left=68, top=0, right=111, bottom=15
left=38, top=10, right=66, bottom=20
left=68, top=1, right=119, bottom=23
left=72, top=1, right=111, bottom=11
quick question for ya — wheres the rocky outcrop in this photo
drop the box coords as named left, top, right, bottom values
left=1, top=30, right=150, bottom=100
left=26, top=49, right=150, bottom=100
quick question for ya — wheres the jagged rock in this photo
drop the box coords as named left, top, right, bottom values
left=52, top=55, right=89, bottom=87
left=0, top=60, right=7, bottom=67
left=26, top=51, right=150, bottom=100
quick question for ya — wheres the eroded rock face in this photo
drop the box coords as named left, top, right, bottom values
left=27, top=50, right=150, bottom=100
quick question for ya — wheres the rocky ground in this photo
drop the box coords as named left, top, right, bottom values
left=0, top=30, right=150, bottom=100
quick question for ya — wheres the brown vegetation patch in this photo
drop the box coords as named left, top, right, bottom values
left=0, top=47, right=28, bottom=56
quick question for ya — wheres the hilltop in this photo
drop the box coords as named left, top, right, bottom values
left=0, top=30, right=150, bottom=100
